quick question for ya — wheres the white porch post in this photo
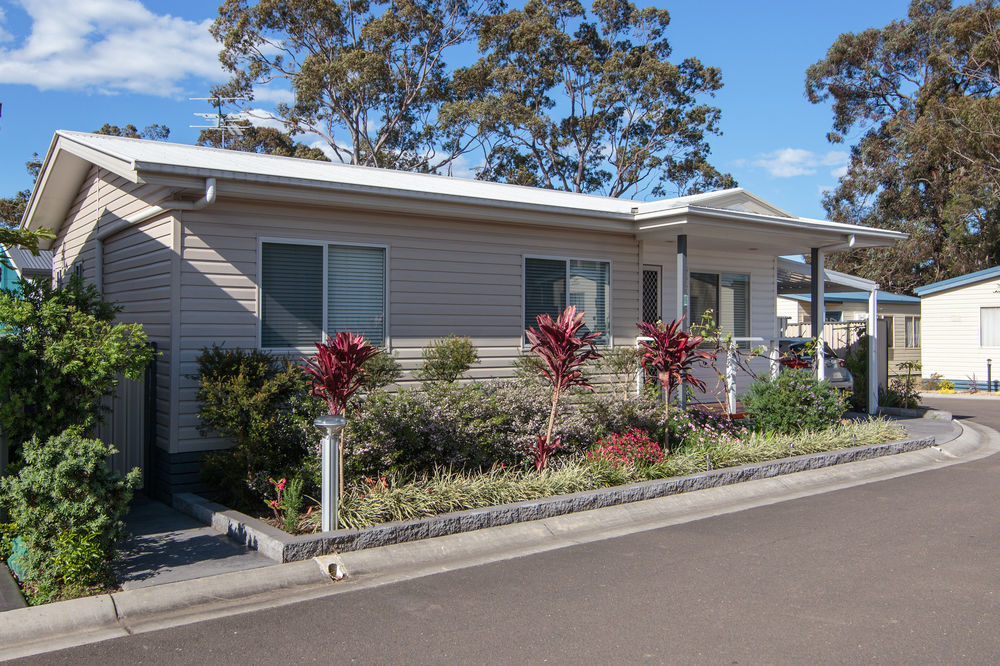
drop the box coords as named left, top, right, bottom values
left=868, top=287, right=879, bottom=415
left=810, top=248, right=826, bottom=381
left=676, top=234, right=688, bottom=409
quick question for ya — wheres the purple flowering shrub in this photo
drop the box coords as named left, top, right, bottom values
left=665, top=409, right=747, bottom=451
left=342, top=379, right=750, bottom=480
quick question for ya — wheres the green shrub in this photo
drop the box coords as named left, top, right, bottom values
left=924, top=373, right=943, bottom=391
left=0, top=522, right=15, bottom=562
left=0, top=429, right=140, bottom=603
left=310, top=417, right=902, bottom=530
left=0, top=274, right=153, bottom=456
left=418, top=335, right=479, bottom=383
left=195, top=345, right=322, bottom=508
left=361, top=349, right=404, bottom=391
left=743, top=369, right=847, bottom=434
left=597, top=346, right=641, bottom=398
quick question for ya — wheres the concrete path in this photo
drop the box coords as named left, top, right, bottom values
left=114, top=496, right=272, bottom=590
left=0, top=564, right=26, bottom=612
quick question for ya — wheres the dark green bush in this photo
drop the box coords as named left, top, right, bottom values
left=743, top=369, right=847, bottom=434
left=195, top=346, right=322, bottom=508
left=361, top=349, right=404, bottom=390
left=418, top=335, right=479, bottom=383
left=0, top=429, right=140, bottom=603
left=0, top=274, right=153, bottom=456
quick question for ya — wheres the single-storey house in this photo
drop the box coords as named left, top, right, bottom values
left=20, top=131, right=905, bottom=498
left=914, top=266, right=1000, bottom=391
left=0, top=245, right=52, bottom=294
left=777, top=290, right=920, bottom=373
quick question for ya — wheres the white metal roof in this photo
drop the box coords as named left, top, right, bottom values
left=22, top=131, right=909, bottom=253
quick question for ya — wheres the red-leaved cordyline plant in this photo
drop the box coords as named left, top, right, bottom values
left=525, top=305, right=602, bottom=470
left=532, top=435, right=562, bottom=472
left=302, top=332, right=380, bottom=496
left=637, top=318, right=714, bottom=448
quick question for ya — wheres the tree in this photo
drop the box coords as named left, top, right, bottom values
left=466, top=0, right=735, bottom=197
left=806, top=0, right=1000, bottom=293
left=1, top=154, right=51, bottom=252
left=212, top=0, right=496, bottom=172
left=95, top=123, right=171, bottom=140
left=196, top=121, right=330, bottom=161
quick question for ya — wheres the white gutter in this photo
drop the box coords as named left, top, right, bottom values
left=94, top=177, right=216, bottom=293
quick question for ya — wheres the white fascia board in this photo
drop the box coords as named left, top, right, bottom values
left=139, top=165, right=638, bottom=233
left=824, top=267, right=877, bottom=291
left=637, top=205, right=907, bottom=247
left=23, top=134, right=140, bottom=238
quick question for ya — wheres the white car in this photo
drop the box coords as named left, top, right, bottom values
left=778, top=338, right=855, bottom=392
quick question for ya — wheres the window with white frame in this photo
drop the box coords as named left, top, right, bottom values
left=983, top=307, right=1000, bottom=347
left=690, top=272, right=750, bottom=336
left=260, top=241, right=386, bottom=349
left=524, top=257, right=610, bottom=344
left=904, top=315, right=920, bottom=348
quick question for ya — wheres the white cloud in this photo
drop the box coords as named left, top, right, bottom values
left=830, top=165, right=849, bottom=179
left=0, top=8, right=13, bottom=43
left=251, top=86, right=295, bottom=105
left=0, top=0, right=224, bottom=96
left=751, top=148, right=849, bottom=179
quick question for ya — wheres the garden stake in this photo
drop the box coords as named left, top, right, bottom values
left=706, top=453, right=711, bottom=471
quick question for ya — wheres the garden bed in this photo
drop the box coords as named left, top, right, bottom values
left=174, top=420, right=932, bottom=564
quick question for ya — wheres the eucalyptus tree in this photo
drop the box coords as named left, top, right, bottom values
left=806, top=0, right=1000, bottom=292
left=464, top=0, right=735, bottom=197
left=212, top=0, right=498, bottom=172
left=197, top=121, right=330, bottom=161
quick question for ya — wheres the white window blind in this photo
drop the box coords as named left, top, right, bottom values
left=983, top=308, right=1000, bottom=347
left=569, top=259, right=610, bottom=344
left=524, top=258, right=567, bottom=331
left=690, top=272, right=750, bottom=336
left=328, top=245, right=385, bottom=345
left=524, top=257, right=610, bottom=343
left=261, top=241, right=386, bottom=349
left=261, top=243, right=323, bottom=348
left=905, top=316, right=921, bottom=348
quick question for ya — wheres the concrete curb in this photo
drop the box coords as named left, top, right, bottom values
left=0, top=559, right=333, bottom=660
left=4, top=422, right=998, bottom=661
left=879, top=406, right=953, bottom=420
left=174, top=434, right=936, bottom=564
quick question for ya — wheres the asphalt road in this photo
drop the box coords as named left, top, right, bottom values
left=17, top=399, right=1000, bottom=665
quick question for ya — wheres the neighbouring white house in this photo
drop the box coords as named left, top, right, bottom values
left=18, top=131, right=906, bottom=498
left=777, top=290, right=921, bottom=373
left=914, top=266, right=1000, bottom=391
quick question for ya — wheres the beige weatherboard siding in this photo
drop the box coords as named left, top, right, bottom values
left=915, top=267, right=1000, bottom=389
left=175, top=202, right=640, bottom=454
left=22, top=131, right=907, bottom=497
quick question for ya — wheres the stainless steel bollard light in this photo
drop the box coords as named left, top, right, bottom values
left=315, top=414, right=347, bottom=533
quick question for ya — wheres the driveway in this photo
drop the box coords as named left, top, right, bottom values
left=15, top=404, right=1000, bottom=664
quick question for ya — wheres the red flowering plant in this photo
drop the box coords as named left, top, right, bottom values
left=525, top=306, right=602, bottom=471
left=637, top=318, right=714, bottom=450
left=302, top=332, right=381, bottom=497
left=586, top=429, right=665, bottom=468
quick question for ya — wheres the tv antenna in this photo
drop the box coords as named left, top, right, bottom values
left=190, top=96, right=249, bottom=148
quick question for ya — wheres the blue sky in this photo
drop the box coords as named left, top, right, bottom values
left=0, top=0, right=915, bottom=220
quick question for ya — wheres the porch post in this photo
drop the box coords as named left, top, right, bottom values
left=868, top=287, right=879, bottom=414
left=810, top=248, right=826, bottom=381
left=677, top=234, right=688, bottom=409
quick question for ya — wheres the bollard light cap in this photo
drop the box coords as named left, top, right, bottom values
left=314, top=414, right=347, bottom=428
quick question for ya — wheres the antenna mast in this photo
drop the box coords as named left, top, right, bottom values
left=190, top=95, right=248, bottom=148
